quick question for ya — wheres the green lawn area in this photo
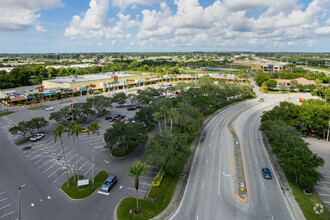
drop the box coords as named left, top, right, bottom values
left=27, top=106, right=44, bottom=110
left=117, top=174, right=179, bottom=220
left=0, top=111, right=13, bottom=117
left=288, top=178, right=330, bottom=219
left=61, top=170, right=108, bottom=199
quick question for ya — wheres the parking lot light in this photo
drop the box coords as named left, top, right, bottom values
left=18, top=184, right=26, bottom=220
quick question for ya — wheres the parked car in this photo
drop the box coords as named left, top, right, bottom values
left=105, top=115, right=112, bottom=120
left=82, top=128, right=88, bottom=133
left=127, top=107, right=137, bottom=111
left=30, top=133, right=45, bottom=142
left=101, top=175, right=117, bottom=192
left=114, top=113, right=120, bottom=118
left=262, top=168, right=272, bottom=179
left=259, top=98, right=265, bottom=102
left=114, top=118, right=120, bottom=123
left=44, top=106, right=53, bottom=111
left=119, top=114, right=125, bottom=119
left=127, top=118, right=135, bottom=123
left=109, top=118, right=115, bottom=122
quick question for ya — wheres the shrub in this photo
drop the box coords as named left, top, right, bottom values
left=25, top=101, right=31, bottom=105
left=49, top=98, right=55, bottom=101
left=17, top=103, right=23, bottom=107
left=152, top=168, right=164, bottom=187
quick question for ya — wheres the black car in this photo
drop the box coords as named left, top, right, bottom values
left=105, top=115, right=112, bottom=120
left=120, top=114, right=125, bottom=119
left=109, top=118, right=115, bottom=122
left=127, top=107, right=137, bottom=111
left=114, top=113, right=120, bottom=118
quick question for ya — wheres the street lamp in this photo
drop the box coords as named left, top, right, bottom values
left=18, top=184, right=26, bottom=220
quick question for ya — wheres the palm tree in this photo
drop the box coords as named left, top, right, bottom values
left=160, top=105, right=168, bottom=126
left=53, top=124, right=70, bottom=187
left=89, top=84, right=96, bottom=95
left=73, top=123, right=82, bottom=181
left=87, top=122, right=100, bottom=190
left=85, top=85, right=90, bottom=95
left=169, top=108, right=179, bottom=129
left=127, top=161, right=149, bottom=213
left=154, top=112, right=163, bottom=132
left=67, top=88, right=73, bottom=101
left=67, top=122, right=77, bottom=181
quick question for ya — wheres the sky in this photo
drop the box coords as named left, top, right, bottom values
left=0, top=0, right=329, bottom=53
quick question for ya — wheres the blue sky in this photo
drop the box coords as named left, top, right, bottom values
left=0, top=0, right=329, bottom=53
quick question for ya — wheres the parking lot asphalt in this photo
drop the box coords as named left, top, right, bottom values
left=0, top=92, right=160, bottom=219
left=304, top=137, right=330, bottom=210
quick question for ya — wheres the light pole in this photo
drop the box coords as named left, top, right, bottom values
left=18, top=184, right=26, bottom=220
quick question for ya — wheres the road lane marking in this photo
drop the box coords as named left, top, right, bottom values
left=52, top=170, right=67, bottom=183
left=202, top=181, right=204, bottom=190
left=127, top=188, right=147, bottom=193
left=261, top=181, right=265, bottom=189
left=218, top=169, right=221, bottom=195
left=0, top=198, right=7, bottom=202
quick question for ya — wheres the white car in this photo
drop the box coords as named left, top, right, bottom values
left=30, top=134, right=45, bottom=142
left=44, top=106, right=54, bottom=111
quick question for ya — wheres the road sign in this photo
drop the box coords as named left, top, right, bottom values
left=78, top=179, right=89, bottom=186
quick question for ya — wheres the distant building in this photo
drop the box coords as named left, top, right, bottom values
left=260, top=63, right=286, bottom=73
left=275, top=77, right=316, bottom=90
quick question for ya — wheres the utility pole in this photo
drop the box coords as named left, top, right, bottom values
left=18, top=184, right=26, bottom=220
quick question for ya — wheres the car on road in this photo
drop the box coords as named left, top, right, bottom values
left=101, top=175, right=117, bottom=192
left=127, top=107, right=137, bottom=111
left=262, top=168, right=272, bottom=179
left=30, top=133, right=45, bottom=142
left=259, top=98, right=265, bottom=102
left=44, top=106, right=54, bottom=111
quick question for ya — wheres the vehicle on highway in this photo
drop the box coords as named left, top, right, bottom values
left=82, top=128, right=88, bottom=133
left=44, top=106, right=54, bottom=111
left=262, top=168, right=272, bottom=179
left=259, top=98, right=265, bottom=102
left=101, top=175, right=117, bottom=192
left=30, top=133, right=45, bottom=142
left=127, top=107, right=137, bottom=111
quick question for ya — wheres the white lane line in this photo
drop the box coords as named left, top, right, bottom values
left=318, top=193, right=330, bottom=196
left=0, top=210, right=15, bottom=219
left=94, top=146, right=103, bottom=149
left=261, top=180, right=265, bottom=189
left=218, top=147, right=222, bottom=195
left=255, top=158, right=258, bottom=165
left=202, top=181, right=204, bottom=191
left=25, top=149, right=42, bottom=158
left=34, top=155, right=51, bottom=164
left=79, top=160, right=89, bottom=171
left=83, top=165, right=93, bottom=176
left=38, top=159, right=53, bottom=169
left=315, top=186, right=330, bottom=190
left=48, top=166, right=64, bottom=178
left=100, top=148, right=109, bottom=151
left=0, top=198, right=7, bottom=202
left=127, top=188, right=147, bottom=193
left=271, top=214, right=274, bottom=220
left=31, top=151, right=45, bottom=160
left=0, top=204, right=11, bottom=210
left=0, top=192, right=4, bottom=195
left=323, top=201, right=330, bottom=204
left=132, top=181, right=151, bottom=186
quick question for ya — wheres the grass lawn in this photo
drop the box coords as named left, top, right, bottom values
left=61, top=170, right=108, bottom=199
left=288, top=178, right=330, bottom=219
left=27, top=106, right=44, bottom=110
left=0, top=111, right=13, bottom=117
left=117, top=174, right=179, bottom=220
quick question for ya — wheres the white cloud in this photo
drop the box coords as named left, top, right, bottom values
left=111, top=0, right=161, bottom=10
left=223, top=0, right=270, bottom=11
left=0, top=0, right=62, bottom=32
left=64, top=0, right=132, bottom=39
left=96, top=42, right=103, bottom=46
left=315, top=26, right=330, bottom=36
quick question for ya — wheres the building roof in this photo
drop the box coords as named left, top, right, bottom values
left=276, top=77, right=316, bottom=85
left=44, top=72, right=136, bottom=84
left=10, top=96, right=26, bottom=102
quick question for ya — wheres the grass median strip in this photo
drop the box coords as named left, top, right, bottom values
left=61, top=170, right=108, bottom=199
left=0, top=111, right=13, bottom=117
left=117, top=174, right=179, bottom=220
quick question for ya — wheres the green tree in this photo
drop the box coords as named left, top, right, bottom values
left=53, top=124, right=70, bottom=187
left=127, top=161, right=149, bottom=213
left=9, top=121, right=31, bottom=139
left=159, top=105, right=169, bottom=126
left=265, top=79, right=277, bottom=90
left=169, top=108, right=179, bottom=129
left=254, top=71, right=269, bottom=87
left=30, top=117, right=49, bottom=133
left=87, top=122, right=100, bottom=190
left=154, top=112, right=163, bottom=132
left=280, top=83, right=287, bottom=92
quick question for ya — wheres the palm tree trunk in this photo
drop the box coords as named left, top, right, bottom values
left=135, top=176, right=139, bottom=212
left=163, top=113, right=166, bottom=126
left=77, top=135, right=80, bottom=181
left=60, top=137, right=70, bottom=187
left=91, top=133, right=95, bottom=190
left=171, top=118, right=173, bottom=129
left=72, top=135, right=77, bottom=182
left=158, top=121, right=162, bottom=132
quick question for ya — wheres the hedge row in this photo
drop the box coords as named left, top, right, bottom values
left=152, top=168, right=164, bottom=187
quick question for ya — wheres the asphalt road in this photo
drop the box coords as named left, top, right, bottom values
left=0, top=92, right=156, bottom=220
left=172, top=97, right=296, bottom=220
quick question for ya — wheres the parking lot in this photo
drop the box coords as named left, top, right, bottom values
left=0, top=186, right=16, bottom=220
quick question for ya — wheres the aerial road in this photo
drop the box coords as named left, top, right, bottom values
left=171, top=96, right=295, bottom=220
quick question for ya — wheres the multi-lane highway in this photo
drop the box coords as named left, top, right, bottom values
left=171, top=94, right=306, bottom=220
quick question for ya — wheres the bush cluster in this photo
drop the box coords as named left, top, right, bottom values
left=152, top=168, right=164, bottom=187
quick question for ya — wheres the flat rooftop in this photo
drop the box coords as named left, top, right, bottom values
left=45, top=72, right=137, bottom=84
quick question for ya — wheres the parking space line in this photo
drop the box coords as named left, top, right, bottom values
left=34, top=155, right=51, bottom=164
left=0, top=192, right=3, bottom=195
left=0, top=204, right=11, bottom=209
left=52, top=171, right=67, bottom=183
left=83, top=165, right=93, bottom=176
left=48, top=166, right=64, bottom=178
left=139, top=176, right=154, bottom=180
left=39, top=159, right=53, bottom=169
left=42, top=161, right=57, bottom=173
left=100, top=148, right=109, bottom=152
left=318, top=193, right=330, bottom=196
left=0, top=210, right=15, bottom=219
left=0, top=198, right=7, bottom=202
left=132, top=181, right=151, bottom=186
left=79, top=160, right=89, bottom=171
left=31, top=151, right=45, bottom=160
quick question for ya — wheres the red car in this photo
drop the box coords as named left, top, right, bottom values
left=114, top=119, right=120, bottom=123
